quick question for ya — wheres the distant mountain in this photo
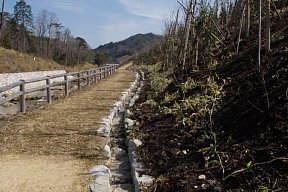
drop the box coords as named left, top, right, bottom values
left=94, top=33, right=162, bottom=64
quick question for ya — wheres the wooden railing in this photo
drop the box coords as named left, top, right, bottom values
left=0, top=65, right=117, bottom=113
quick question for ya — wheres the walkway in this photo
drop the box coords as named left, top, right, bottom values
left=0, top=64, right=135, bottom=192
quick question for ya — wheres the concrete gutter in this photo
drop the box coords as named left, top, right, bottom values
left=90, top=70, right=154, bottom=192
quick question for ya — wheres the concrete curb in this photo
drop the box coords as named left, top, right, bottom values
left=90, top=70, right=154, bottom=192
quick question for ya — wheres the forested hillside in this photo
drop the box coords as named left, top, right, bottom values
left=0, top=0, right=93, bottom=66
left=94, top=33, right=162, bottom=64
left=132, top=0, right=288, bottom=191
left=0, top=0, right=94, bottom=66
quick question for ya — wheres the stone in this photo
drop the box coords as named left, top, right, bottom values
left=133, top=139, right=142, bottom=147
left=90, top=165, right=110, bottom=176
left=104, top=144, right=111, bottom=158
left=213, top=186, right=222, bottom=192
left=90, top=175, right=111, bottom=192
left=102, top=117, right=112, bottom=126
left=129, top=98, right=135, bottom=107
left=2, top=102, right=14, bottom=107
left=111, top=184, right=133, bottom=192
left=113, top=147, right=126, bottom=160
left=97, top=126, right=110, bottom=137
left=111, top=173, right=131, bottom=183
left=125, top=118, right=135, bottom=128
left=198, top=174, right=206, bottom=180
left=137, top=175, right=154, bottom=187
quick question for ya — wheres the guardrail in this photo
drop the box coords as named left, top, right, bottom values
left=0, top=65, right=117, bottom=113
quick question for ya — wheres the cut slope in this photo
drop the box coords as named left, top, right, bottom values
left=130, top=9, right=288, bottom=192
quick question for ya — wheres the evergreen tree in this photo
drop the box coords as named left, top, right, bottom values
left=13, top=0, right=33, bottom=52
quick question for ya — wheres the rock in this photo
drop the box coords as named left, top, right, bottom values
left=137, top=175, right=154, bottom=187
left=97, top=126, right=110, bottom=137
left=132, top=162, right=144, bottom=172
left=111, top=184, right=133, bottom=192
left=113, top=147, right=126, bottom=160
left=2, top=102, right=14, bottom=107
left=90, top=165, right=110, bottom=176
left=111, top=173, right=131, bottom=183
left=133, top=95, right=139, bottom=101
left=198, top=174, right=206, bottom=180
left=125, top=109, right=133, bottom=117
left=104, top=144, right=111, bottom=158
left=133, top=139, right=142, bottom=147
left=114, top=101, right=122, bottom=109
left=90, top=175, right=111, bottom=192
left=102, top=117, right=112, bottom=126
left=129, top=98, right=135, bottom=107
left=125, top=118, right=135, bottom=128
left=213, top=186, right=222, bottom=192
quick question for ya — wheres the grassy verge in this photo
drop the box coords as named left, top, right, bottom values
left=0, top=47, right=96, bottom=73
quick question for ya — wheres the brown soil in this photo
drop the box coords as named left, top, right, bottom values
left=0, top=64, right=135, bottom=192
left=131, top=11, right=288, bottom=192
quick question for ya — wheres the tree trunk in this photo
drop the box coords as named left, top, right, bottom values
left=195, top=37, right=199, bottom=70
left=0, top=0, right=4, bottom=30
left=258, top=0, right=262, bottom=73
left=245, top=0, right=250, bottom=37
left=182, top=0, right=193, bottom=70
left=265, top=0, right=271, bottom=54
left=237, top=7, right=245, bottom=54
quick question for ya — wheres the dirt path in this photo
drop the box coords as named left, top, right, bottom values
left=0, top=64, right=135, bottom=192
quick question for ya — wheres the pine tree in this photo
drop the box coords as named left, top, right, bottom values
left=13, top=0, right=33, bottom=52
left=0, top=0, right=5, bottom=30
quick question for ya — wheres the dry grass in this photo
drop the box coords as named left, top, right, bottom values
left=0, top=64, right=135, bottom=191
left=0, top=47, right=96, bottom=73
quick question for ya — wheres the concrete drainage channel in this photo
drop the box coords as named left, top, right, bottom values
left=90, top=70, right=154, bottom=192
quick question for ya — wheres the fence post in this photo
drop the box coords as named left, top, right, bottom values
left=103, top=68, right=105, bottom=79
left=94, top=69, right=97, bottom=83
left=64, top=74, right=69, bottom=96
left=77, top=73, right=81, bottom=90
left=46, top=77, right=52, bottom=104
left=99, top=68, right=102, bottom=80
left=87, top=71, right=90, bottom=85
left=19, top=80, right=26, bottom=113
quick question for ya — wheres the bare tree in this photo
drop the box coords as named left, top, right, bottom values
left=181, top=0, right=193, bottom=70
left=46, top=12, right=58, bottom=56
left=258, top=0, right=262, bottom=73
left=245, top=0, right=250, bottom=37
left=34, top=10, right=50, bottom=55
left=265, top=0, right=271, bottom=53
left=0, top=0, right=4, bottom=30
left=236, top=7, right=245, bottom=53
left=63, top=27, right=71, bottom=65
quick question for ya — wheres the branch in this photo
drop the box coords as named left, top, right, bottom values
left=223, top=157, right=288, bottom=180
left=177, top=0, right=189, bottom=14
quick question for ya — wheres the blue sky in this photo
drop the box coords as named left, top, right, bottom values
left=5, top=0, right=179, bottom=48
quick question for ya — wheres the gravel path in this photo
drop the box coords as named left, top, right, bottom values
left=0, top=64, right=135, bottom=191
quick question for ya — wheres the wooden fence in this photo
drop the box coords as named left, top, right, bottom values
left=0, top=65, right=117, bottom=113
